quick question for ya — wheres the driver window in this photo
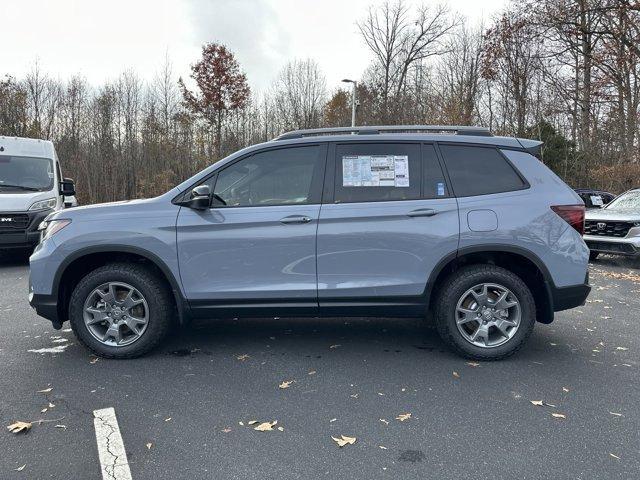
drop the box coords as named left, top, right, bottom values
left=213, top=146, right=322, bottom=207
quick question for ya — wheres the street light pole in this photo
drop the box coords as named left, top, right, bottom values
left=341, top=79, right=357, bottom=127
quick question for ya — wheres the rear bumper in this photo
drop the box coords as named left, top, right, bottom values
left=550, top=271, right=591, bottom=312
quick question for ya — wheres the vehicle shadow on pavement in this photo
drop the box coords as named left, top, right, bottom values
left=0, top=249, right=31, bottom=267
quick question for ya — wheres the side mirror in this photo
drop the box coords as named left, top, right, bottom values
left=59, top=178, right=76, bottom=197
left=186, top=185, right=211, bottom=210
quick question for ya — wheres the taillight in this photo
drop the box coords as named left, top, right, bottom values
left=551, top=205, right=585, bottom=235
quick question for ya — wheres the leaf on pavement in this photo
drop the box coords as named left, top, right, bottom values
left=54, top=424, right=66, bottom=429
left=452, top=371, right=460, bottom=378
left=89, top=357, right=99, bottom=364
left=329, top=344, right=341, bottom=349
left=15, top=464, right=26, bottom=472
left=236, top=354, right=250, bottom=361
left=609, top=453, right=620, bottom=459
left=222, top=427, right=232, bottom=433
left=609, top=412, right=623, bottom=417
left=254, top=421, right=277, bottom=431
left=7, top=421, right=32, bottom=434
left=277, top=426, right=284, bottom=431
left=466, top=362, right=480, bottom=367
left=331, top=435, right=357, bottom=447
left=248, top=420, right=258, bottom=425
left=164, top=417, right=172, bottom=422
left=279, top=380, right=294, bottom=389
left=379, top=445, right=387, bottom=450
left=308, top=370, right=316, bottom=375
left=562, top=387, right=569, bottom=393
left=551, top=413, right=566, bottom=419
left=330, top=418, right=337, bottom=423
left=37, top=387, right=53, bottom=393
left=396, top=413, right=411, bottom=422
left=380, top=418, right=389, bottom=425
left=616, top=347, right=628, bottom=351
left=530, top=400, right=544, bottom=406
left=146, top=443, right=153, bottom=450
left=41, top=408, right=48, bottom=413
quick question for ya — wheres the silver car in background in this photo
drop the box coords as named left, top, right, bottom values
left=584, top=189, right=640, bottom=259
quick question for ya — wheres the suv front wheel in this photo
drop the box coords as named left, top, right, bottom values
left=435, top=265, right=536, bottom=360
left=69, top=263, right=173, bottom=358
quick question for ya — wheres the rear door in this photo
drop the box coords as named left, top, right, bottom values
left=176, top=144, right=326, bottom=318
left=316, top=142, right=459, bottom=315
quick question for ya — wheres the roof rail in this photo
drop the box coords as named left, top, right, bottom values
left=274, top=125, right=492, bottom=141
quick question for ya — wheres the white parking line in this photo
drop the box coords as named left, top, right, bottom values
left=93, top=407, right=133, bottom=480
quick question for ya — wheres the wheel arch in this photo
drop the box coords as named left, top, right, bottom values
left=54, top=245, right=189, bottom=325
left=425, top=245, right=555, bottom=324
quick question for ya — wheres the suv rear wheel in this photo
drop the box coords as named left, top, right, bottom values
left=435, top=265, right=536, bottom=360
left=69, top=263, right=172, bottom=358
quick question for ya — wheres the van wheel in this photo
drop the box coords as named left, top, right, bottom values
left=435, top=265, right=536, bottom=360
left=69, top=263, right=172, bottom=358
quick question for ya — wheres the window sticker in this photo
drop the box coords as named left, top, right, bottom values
left=342, top=155, right=409, bottom=187
left=437, top=182, right=445, bottom=196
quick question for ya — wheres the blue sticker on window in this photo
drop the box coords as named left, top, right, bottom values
left=437, top=182, right=445, bottom=196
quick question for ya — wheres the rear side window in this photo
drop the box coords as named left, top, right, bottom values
left=334, top=143, right=421, bottom=203
left=439, top=145, right=526, bottom=197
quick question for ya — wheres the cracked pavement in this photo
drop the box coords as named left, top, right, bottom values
left=1, top=251, right=639, bottom=479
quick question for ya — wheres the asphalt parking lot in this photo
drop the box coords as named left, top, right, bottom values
left=1, top=252, right=639, bottom=480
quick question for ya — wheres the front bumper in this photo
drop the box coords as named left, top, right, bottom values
left=584, top=233, right=640, bottom=256
left=28, top=291, right=61, bottom=326
left=0, top=209, right=51, bottom=249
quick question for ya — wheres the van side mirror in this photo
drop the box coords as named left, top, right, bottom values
left=59, top=178, right=76, bottom=197
left=186, top=185, right=211, bottom=210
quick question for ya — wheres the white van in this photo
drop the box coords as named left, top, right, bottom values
left=0, top=136, right=76, bottom=251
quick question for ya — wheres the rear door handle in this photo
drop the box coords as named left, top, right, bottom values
left=407, top=208, right=438, bottom=218
left=280, top=215, right=312, bottom=224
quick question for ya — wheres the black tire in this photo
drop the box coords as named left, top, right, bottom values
left=434, top=264, right=536, bottom=361
left=69, top=263, right=173, bottom=358
left=589, top=251, right=599, bottom=261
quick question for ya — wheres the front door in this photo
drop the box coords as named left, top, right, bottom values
left=317, top=142, right=459, bottom=316
left=176, top=144, right=326, bottom=318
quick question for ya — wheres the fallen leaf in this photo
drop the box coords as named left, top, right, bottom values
left=330, top=418, right=337, bottom=423
left=453, top=371, right=460, bottom=378
left=7, top=421, right=32, bottom=434
left=396, top=413, right=411, bottom=422
left=41, top=408, right=48, bottom=413
left=562, top=387, right=569, bottom=393
left=15, top=465, right=26, bottom=472
left=329, top=344, right=341, bottom=349
left=254, top=421, right=277, bottom=431
left=616, top=347, right=628, bottom=351
left=331, top=435, right=357, bottom=447
left=236, top=354, right=249, bottom=361
left=551, top=413, right=566, bottom=419
left=164, top=417, right=172, bottom=422
left=89, top=357, right=99, bottom=364
left=350, top=393, right=359, bottom=398
left=609, top=453, right=620, bottom=459
left=238, top=421, right=244, bottom=426
left=146, top=443, right=153, bottom=450
left=377, top=392, right=385, bottom=396
left=466, top=362, right=480, bottom=367
left=277, top=426, right=284, bottom=431
left=379, top=445, right=387, bottom=450
left=48, top=402, right=55, bottom=408
left=279, top=380, right=293, bottom=389
left=37, top=388, right=52, bottom=393
left=54, top=424, right=66, bottom=429
left=248, top=420, right=258, bottom=425
left=308, top=370, right=316, bottom=375
left=609, top=412, right=623, bottom=417
left=530, top=400, right=544, bottom=406
left=380, top=418, right=389, bottom=425
left=222, top=427, right=231, bottom=433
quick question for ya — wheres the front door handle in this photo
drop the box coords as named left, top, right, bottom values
left=407, top=208, right=438, bottom=218
left=280, top=215, right=312, bottom=224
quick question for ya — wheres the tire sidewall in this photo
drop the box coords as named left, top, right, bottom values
left=69, top=265, right=168, bottom=358
left=437, top=266, right=536, bottom=359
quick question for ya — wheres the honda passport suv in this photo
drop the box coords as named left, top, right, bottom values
left=29, top=126, right=591, bottom=360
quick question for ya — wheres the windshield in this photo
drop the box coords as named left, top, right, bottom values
left=605, top=190, right=640, bottom=211
left=0, top=155, right=54, bottom=192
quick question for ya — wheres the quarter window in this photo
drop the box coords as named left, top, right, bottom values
left=440, top=145, right=526, bottom=197
left=334, top=143, right=421, bottom=203
left=213, top=146, right=323, bottom=207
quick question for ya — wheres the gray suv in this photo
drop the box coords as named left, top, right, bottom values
left=29, top=126, right=591, bottom=360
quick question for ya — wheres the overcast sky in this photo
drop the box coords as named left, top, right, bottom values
left=2, top=0, right=507, bottom=94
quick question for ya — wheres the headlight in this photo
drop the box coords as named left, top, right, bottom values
left=38, top=219, right=71, bottom=241
left=29, top=198, right=57, bottom=211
